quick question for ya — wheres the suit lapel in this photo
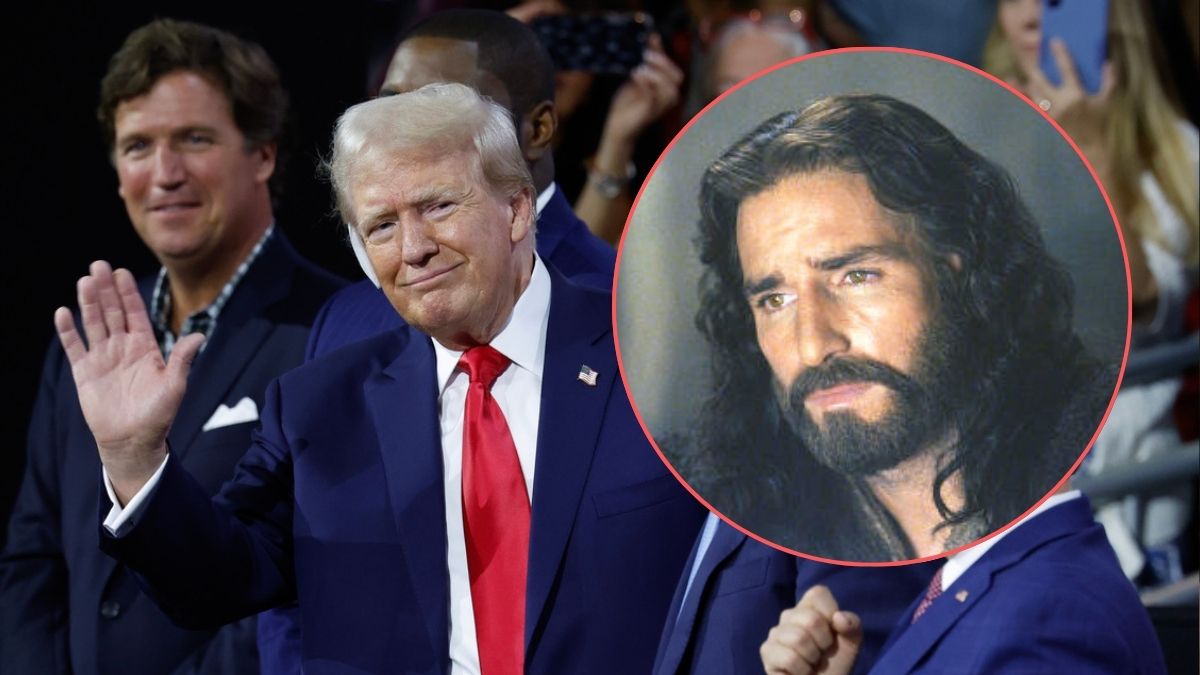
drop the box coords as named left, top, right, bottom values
left=532, top=186, right=580, bottom=261
left=364, top=330, right=451, bottom=658
left=871, top=498, right=1096, bottom=674
left=167, top=234, right=294, bottom=460
left=655, top=521, right=745, bottom=675
left=524, top=270, right=614, bottom=652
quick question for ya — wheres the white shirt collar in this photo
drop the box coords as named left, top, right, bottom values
left=940, top=490, right=1082, bottom=590
left=350, top=184, right=557, bottom=288
left=430, top=254, right=550, bottom=394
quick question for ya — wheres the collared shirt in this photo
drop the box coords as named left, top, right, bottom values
left=679, top=512, right=721, bottom=618
left=939, top=490, right=1082, bottom=591
left=431, top=255, right=551, bottom=675
left=150, top=224, right=275, bottom=357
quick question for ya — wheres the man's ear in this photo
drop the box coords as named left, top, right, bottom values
left=521, top=101, right=557, bottom=163
left=254, top=142, right=278, bottom=184
left=509, top=186, right=536, bottom=244
left=945, top=252, right=963, bottom=272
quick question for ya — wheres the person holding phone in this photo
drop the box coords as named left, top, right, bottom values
left=986, top=0, right=1199, bottom=584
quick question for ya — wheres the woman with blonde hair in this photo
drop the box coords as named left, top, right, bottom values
left=986, top=0, right=1198, bottom=585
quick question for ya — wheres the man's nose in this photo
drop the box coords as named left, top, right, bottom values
left=152, top=145, right=187, bottom=188
left=794, top=290, right=849, bottom=368
left=399, top=219, right=438, bottom=265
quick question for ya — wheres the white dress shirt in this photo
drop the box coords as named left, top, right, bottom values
left=104, top=255, right=553, bottom=675
left=432, top=256, right=550, bottom=675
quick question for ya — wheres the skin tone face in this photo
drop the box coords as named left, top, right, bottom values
left=349, top=142, right=534, bottom=350
left=736, top=170, right=934, bottom=431
left=998, top=0, right=1042, bottom=77
left=113, top=70, right=274, bottom=272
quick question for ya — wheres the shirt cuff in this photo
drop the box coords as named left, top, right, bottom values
left=102, top=455, right=170, bottom=537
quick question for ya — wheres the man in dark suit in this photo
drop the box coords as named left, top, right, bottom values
left=653, top=514, right=935, bottom=675
left=257, top=13, right=619, bottom=670
left=759, top=488, right=1168, bottom=674
left=304, top=9, right=615, bottom=360
left=0, top=19, right=343, bottom=675
left=58, top=82, right=702, bottom=675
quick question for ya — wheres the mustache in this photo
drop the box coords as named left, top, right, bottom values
left=787, top=357, right=921, bottom=412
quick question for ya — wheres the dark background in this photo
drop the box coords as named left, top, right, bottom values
left=0, top=0, right=420, bottom=545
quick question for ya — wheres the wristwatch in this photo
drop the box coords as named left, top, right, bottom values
left=587, top=161, right=637, bottom=199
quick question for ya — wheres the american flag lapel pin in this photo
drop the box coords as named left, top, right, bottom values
left=577, top=365, right=598, bottom=386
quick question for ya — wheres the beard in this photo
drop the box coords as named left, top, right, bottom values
left=777, top=314, right=959, bottom=477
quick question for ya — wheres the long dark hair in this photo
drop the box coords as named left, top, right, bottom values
left=690, top=94, right=1107, bottom=559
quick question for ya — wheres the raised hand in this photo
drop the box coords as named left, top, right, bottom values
left=602, top=34, right=683, bottom=146
left=54, top=261, right=204, bottom=503
left=761, top=585, right=862, bottom=675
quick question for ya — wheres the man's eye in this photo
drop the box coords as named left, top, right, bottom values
left=184, top=132, right=213, bottom=146
left=842, top=270, right=879, bottom=286
left=427, top=202, right=456, bottom=217
left=755, top=293, right=791, bottom=312
left=366, top=222, right=394, bottom=244
left=121, top=140, right=149, bottom=156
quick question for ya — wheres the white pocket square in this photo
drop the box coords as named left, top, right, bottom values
left=202, top=397, right=259, bottom=431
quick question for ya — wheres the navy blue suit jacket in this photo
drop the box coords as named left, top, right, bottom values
left=871, top=496, right=1166, bottom=674
left=0, top=233, right=342, bottom=675
left=303, top=185, right=614, bottom=359
left=653, top=518, right=935, bottom=675
left=102, top=268, right=704, bottom=675
left=258, top=184, right=616, bottom=672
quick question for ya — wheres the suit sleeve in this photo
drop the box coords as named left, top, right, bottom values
left=99, top=378, right=298, bottom=630
left=0, top=343, right=71, bottom=675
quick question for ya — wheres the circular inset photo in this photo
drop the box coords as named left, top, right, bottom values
left=615, top=48, right=1129, bottom=564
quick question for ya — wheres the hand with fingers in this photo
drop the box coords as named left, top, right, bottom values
left=602, top=33, right=683, bottom=147
left=760, top=585, right=862, bottom=675
left=54, top=261, right=205, bottom=504
left=1023, top=38, right=1115, bottom=155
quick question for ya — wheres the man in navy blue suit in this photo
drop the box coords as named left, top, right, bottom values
left=57, top=82, right=702, bottom=675
left=0, top=19, right=343, bottom=675
left=759, top=487, right=1167, bottom=674
left=654, top=514, right=937, bottom=675
left=304, top=9, right=615, bottom=361
left=257, top=12, right=620, bottom=669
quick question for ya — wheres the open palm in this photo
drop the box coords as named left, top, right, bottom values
left=54, top=261, right=203, bottom=495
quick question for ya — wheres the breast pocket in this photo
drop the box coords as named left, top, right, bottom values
left=592, top=474, right=686, bottom=518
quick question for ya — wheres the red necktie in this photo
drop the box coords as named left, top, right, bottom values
left=459, top=346, right=530, bottom=675
left=910, top=567, right=944, bottom=624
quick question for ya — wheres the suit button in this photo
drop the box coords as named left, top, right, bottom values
left=99, top=600, right=121, bottom=619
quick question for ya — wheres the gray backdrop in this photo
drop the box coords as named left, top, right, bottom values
left=615, top=50, right=1128, bottom=440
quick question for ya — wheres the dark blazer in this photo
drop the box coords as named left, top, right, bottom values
left=258, top=184, right=616, bottom=673
left=102, top=267, right=705, bottom=675
left=0, top=232, right=343, bottom=675
left=871, top=496, right=1167, bottom=674
left=303, top=184, right=614, bottom=359
left=653, top=517, right=935, bottom=675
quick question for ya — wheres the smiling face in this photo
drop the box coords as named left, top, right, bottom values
left=736, top=170, right=955, bottom=475
left=113, top=70, right=274, bottom=268
left=348, top=141, right=534, bottom=349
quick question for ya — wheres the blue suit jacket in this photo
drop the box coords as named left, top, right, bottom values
left=871, top=496, right=1167, bottom=674
left=259, top=184, right=616, bottom=672
left=102, top=267, right=704, bottom=675
left=0, top=233, right=343, bottom=675
left=653, top=517, right=935, bottom=675
left=303, top=184, right=614, bottom=359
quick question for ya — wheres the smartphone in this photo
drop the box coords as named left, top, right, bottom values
left=531, top=12, right=654, bottom=75
left=1040, top=0, right=1108, bottom=93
